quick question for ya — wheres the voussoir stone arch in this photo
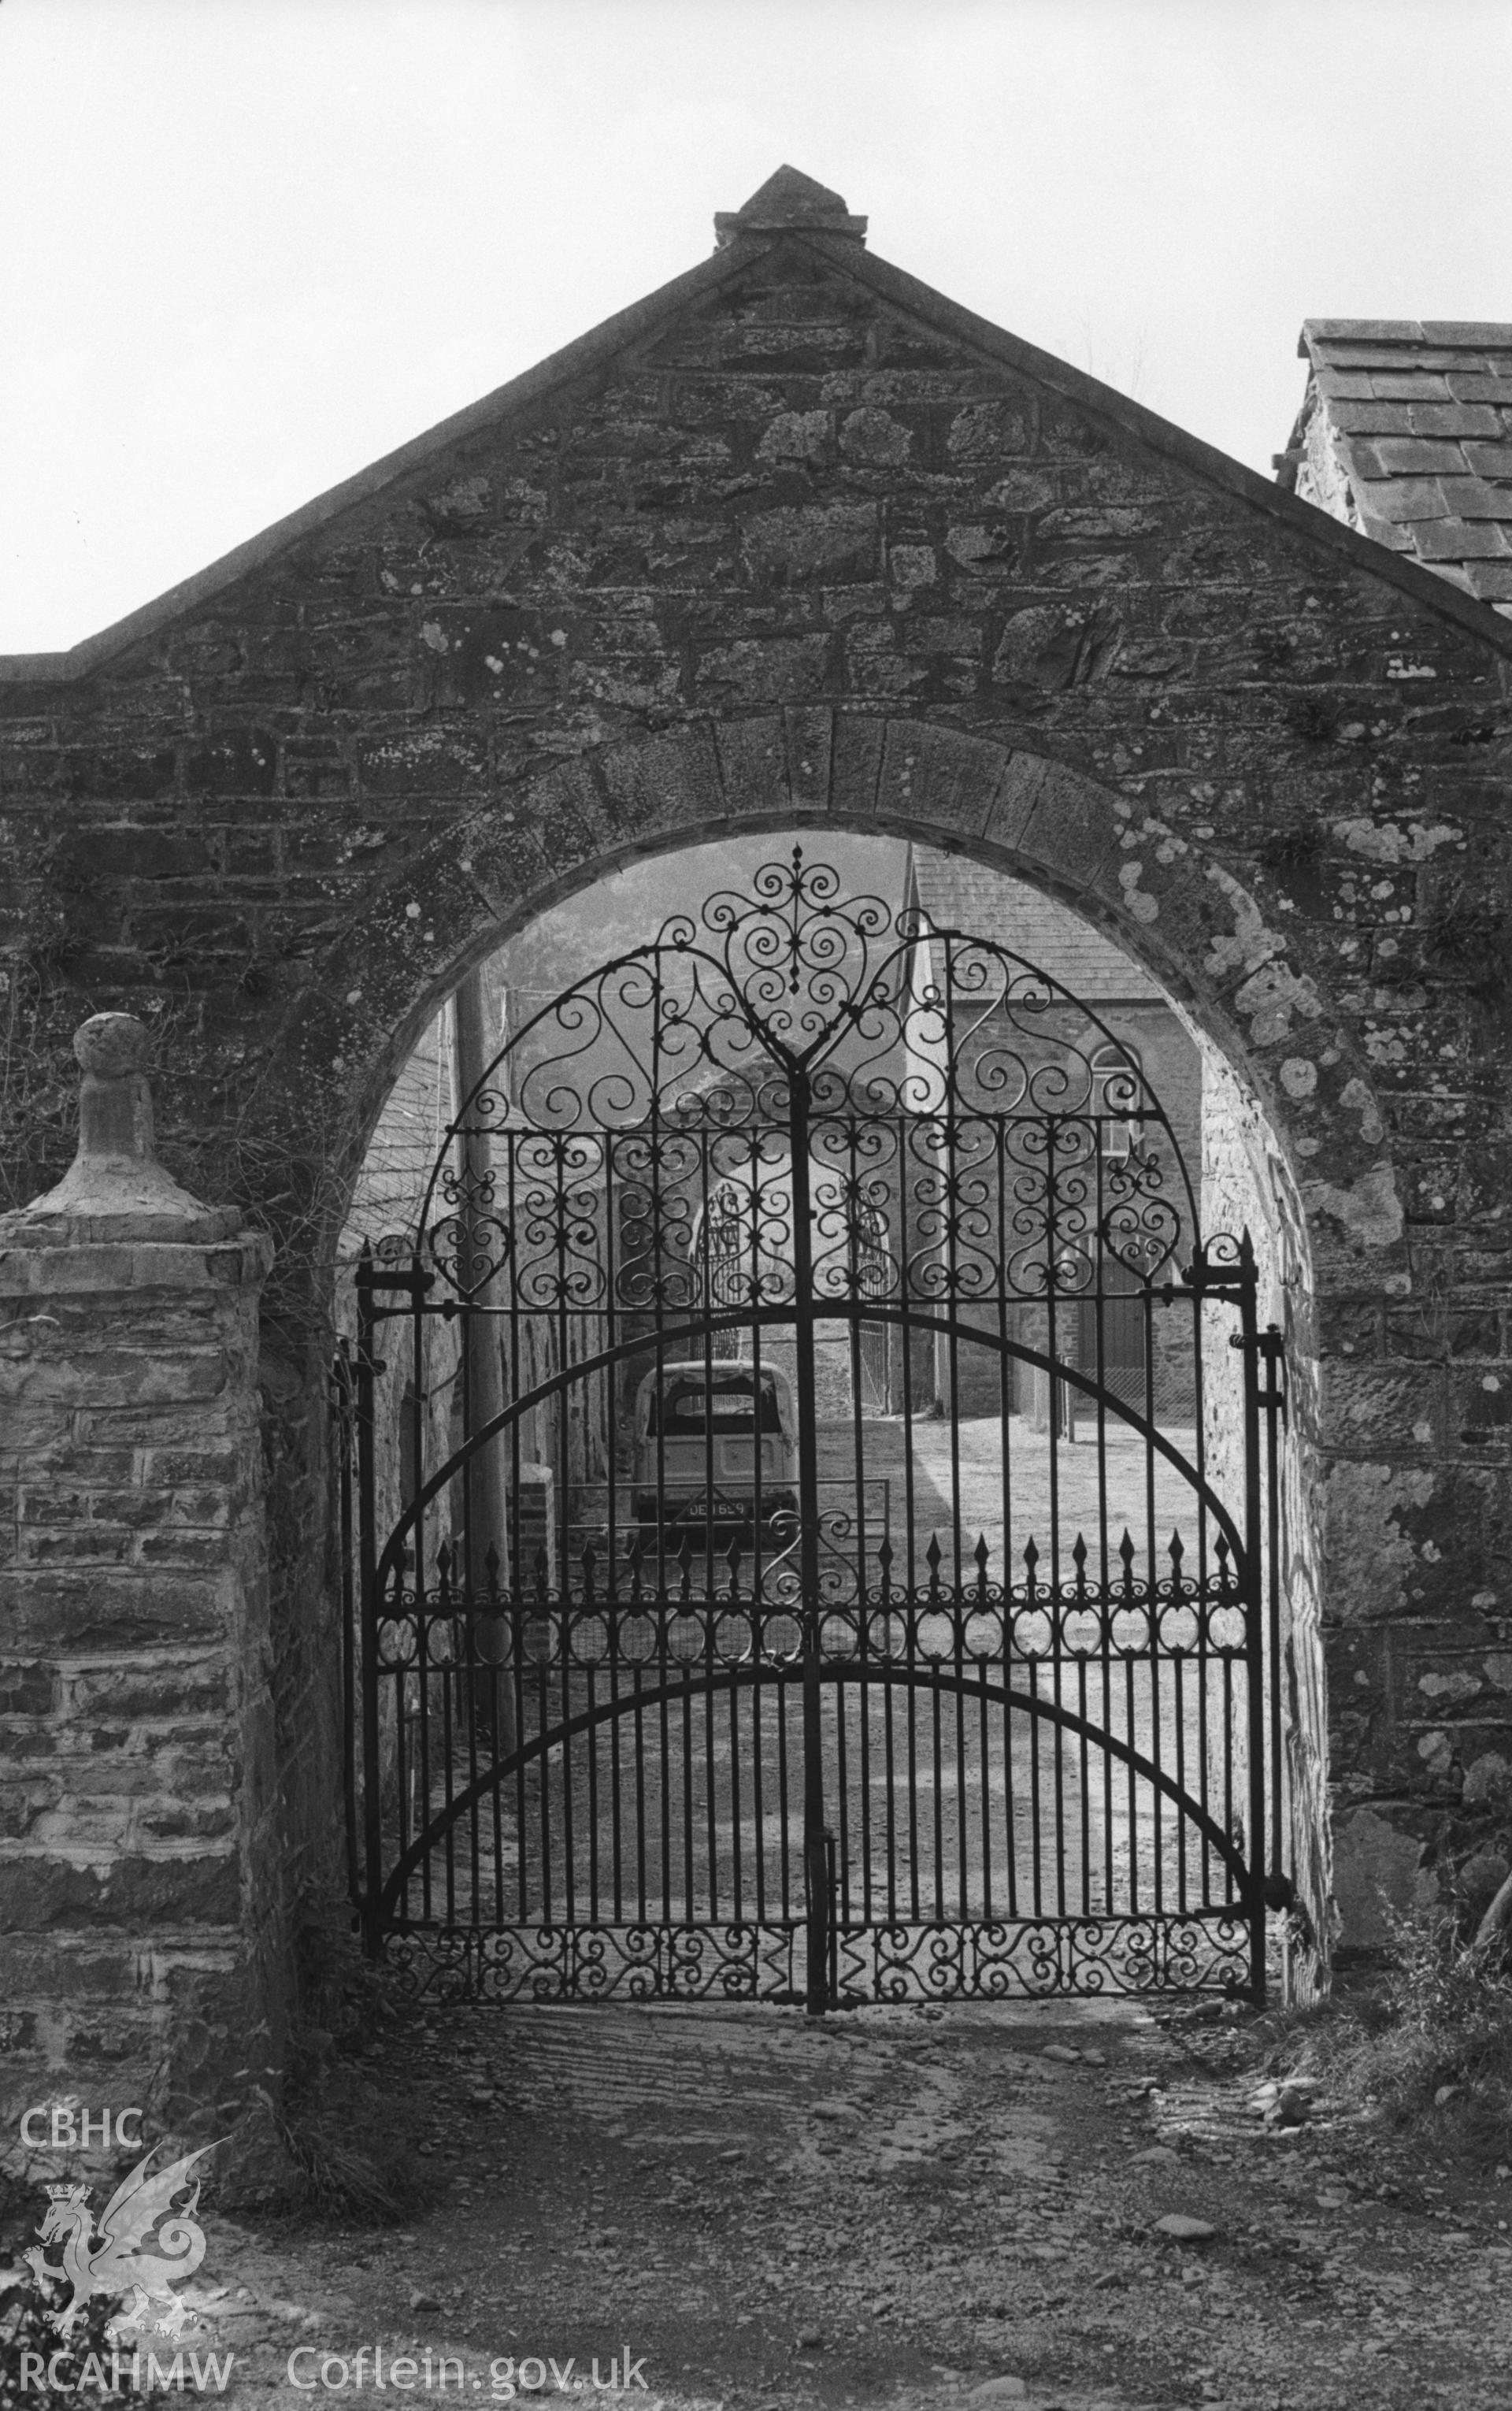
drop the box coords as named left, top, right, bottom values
left=261, top=712, right=1390, bottom=1302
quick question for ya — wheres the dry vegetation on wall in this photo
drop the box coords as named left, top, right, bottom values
left=1186, top=1886, right=1512, bottom=2175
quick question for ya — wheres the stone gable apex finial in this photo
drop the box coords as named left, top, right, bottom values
left=714, top=164, right=867, bottom=249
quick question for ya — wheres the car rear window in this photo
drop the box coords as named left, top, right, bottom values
left=647, top=1373, right=784, bottom=1436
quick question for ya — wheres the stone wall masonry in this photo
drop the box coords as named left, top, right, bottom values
left=3, top=208, right=1512, bottom=1971
left=1201, top=1042, right=1330, bottom=1983
left=0, top=1230, right=277, bottom=2153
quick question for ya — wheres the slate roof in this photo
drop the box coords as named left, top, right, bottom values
left=1280, top=321, right=1512, bottom=614
left=906, top=851, right=1163, bottom=1002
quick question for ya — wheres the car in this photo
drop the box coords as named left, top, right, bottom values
left=631, top=1359, right=799, bottom=1530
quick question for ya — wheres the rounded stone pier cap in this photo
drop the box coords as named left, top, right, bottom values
left=1, top=1012, right=244, bottom=1245
left=74, top=1011, right=153, bottom=1077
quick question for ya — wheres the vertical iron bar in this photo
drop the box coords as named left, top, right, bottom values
left=978, top=1658, right=991, bottom=1923
left=513, top=1595, right=528, bottom=1923
left=355, top=1251, right=383, bottom=1953
left=560, top=1593, right=576, bottom=1929
left=634, top=1664, right=647, bottom=1925
left=587, top=1657, right=599, bottom=1925
left=333, top=1344, right=359, bottom=1907
left=706, top=1626, right=719, bottom=1927
left=954, top=1617, right=968, bottom=1923
left=789, top=1069, right=832, bottom=2013
left=682, top=1660, right=695, bottom=1930
left=1143, top=1281, right=1162, bottom=1922
left=1262, top=1324, right=1287, bottom=1886
left=1239, top=1236, right=1268, bottom=2000
left=610, top=1604, right=624, bottom=1924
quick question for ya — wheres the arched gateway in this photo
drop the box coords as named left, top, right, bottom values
left=3, top=166, right=1510, bottom=2108
left=350, top=844, right=1285, bottom=2007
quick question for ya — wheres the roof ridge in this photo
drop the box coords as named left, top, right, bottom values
left=8, top=222, right=1512, bottom=682
left=1303, top=317, right=1512, bottom=347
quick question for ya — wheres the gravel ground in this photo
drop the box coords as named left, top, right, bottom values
left=143, top=1994, right=1512, bottom=2411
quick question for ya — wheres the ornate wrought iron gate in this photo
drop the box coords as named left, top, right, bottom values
left=342, top=851, right=1289, bottom=2006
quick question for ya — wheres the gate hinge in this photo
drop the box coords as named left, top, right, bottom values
left=1228, top=1322, right=1288, bottom=1422
left=1259, top=1324, right=1288, bottom=1422
left=1264, top=1874, right=1315, bottom=1951
left=362, top=1267, right=435, bottom=1296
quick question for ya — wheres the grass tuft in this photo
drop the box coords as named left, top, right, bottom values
left=269, top=2111, right=424, bottom=2228
left=1255, top=1904, right=1512, bottom=2161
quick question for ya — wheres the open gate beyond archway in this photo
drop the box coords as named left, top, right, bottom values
left=343, top=851, right=1288, bottom=2008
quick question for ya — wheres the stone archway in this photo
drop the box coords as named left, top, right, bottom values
left=306, top=721, right=1349, bottom=1985
left=276, top=719, right=1385, bottom=1256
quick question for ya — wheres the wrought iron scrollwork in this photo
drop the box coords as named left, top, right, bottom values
left=348, top=847, right=1274, bottom=2012
left=385, top=846, right=1196, bottom=1307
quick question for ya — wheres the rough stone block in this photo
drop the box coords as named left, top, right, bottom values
left=828, top=712, right=887, bottom=825
left=695, top=633, right=830, bottom=707
left=876, top=723, right=1007, bottom=841
left=713, top=714, right=794, bottom=818
left=1323, top=1362, right=1445, bottom=1447
left=991, top=756, right=1119, bottom=892
left=1332, top=1804, right=1436, bottom=1946
left=0, top=1850, right=240, bottom=1930
left=587, top=724, right=717, bottom=845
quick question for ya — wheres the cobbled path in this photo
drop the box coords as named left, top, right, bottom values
left=172, top=1998, right=1512, bottom=2410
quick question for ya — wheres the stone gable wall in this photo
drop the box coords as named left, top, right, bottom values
left=4, top=228, right=1512, bottom=1982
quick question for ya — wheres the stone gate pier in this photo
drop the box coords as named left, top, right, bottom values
left=0, top=1017, right=277, bottom=2159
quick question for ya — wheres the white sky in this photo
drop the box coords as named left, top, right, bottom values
left=2, top=0, right=1509, bottom=655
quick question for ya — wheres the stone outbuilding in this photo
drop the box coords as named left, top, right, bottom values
left=4, top=167, right=1512, bottom=2130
